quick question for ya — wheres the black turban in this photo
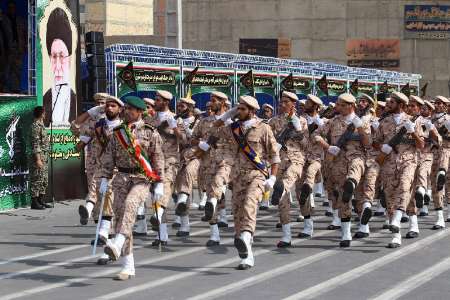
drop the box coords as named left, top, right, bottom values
left=46, top=7, right=72, bottom=56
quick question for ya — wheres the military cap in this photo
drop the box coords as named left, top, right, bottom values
left=377, top=101, right=386, bottom=108
left=156, top=90, right=173, bottom=101
left=239, top=95, right=260, bottom=110
left=93, top=93, right=109, bottom=101
left=424, top=100, right=435, bottom=110
left=105, top=95, right=124, bottom=107
left=358, top=93, right=375, bottom=105
left=435, top=95, right=450, bottom=104
left=409, top=95, right=424, bottom=106
left=211, top=91, right=228, bottom=100
left=282, top=91, right=299, bottom=102
left=391, top=92, right=409, bottom=105
left=143, top=98, right=155, bottom=106
left=307, top=94, right=323, bottom=106
left=338, top=93, right=357, bottom=104
left=262, top=103, right=274, bottom=111
left=124, top=96, right=146, bottom=110
left=180, top=97, right=196, bottom=106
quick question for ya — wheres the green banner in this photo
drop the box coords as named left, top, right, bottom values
left=0, top=97, right=35, bottom=210
left=356, top=82, right=377, bottom=98
left=316, top=79, right=347, bottom=98
left=279, top=74, right=313, bottom=96
left=238, top=72, right=277, bottom=108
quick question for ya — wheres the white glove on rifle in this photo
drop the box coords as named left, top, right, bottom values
left=198, top=141, right=210, bottom=151
left=219, top=106, right=238, bottom=122
left=291, top=115, right=302, bottom=131
left=352, top=115, right=363, bottom=129
left=371, top=120, right=379, bottom=130
left=264, top=175, right=277, bottom=190
left=87, top=105, right=105, bottom=119
left=99, top=178, right=109, bottom=195
left=153, top=182, right=164, bottom=202
left=313, top=116, right=324, bottom=127
left=444, top=119, right=450, bottom=132
left=167, top=116, right=178, bottom=129
left=381, top=144, right=393, bottom=155
left=327, top=145, right=340, bottom=156
left=404, top=120, right=415, bottom=134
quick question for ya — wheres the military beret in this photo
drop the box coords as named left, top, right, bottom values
left=143, top=98, right=155, bottom=106
left=409, top=95, right=424, bottom=106
left=338, top=93, right=356, bottom=104
left=225, top=99, right=232, bottom=106
left=435, top=95, right=450, bottom=104
left=391, top=92, right=409, bottom=105
left=262, top=103, right=274, bottom=111
left=282, top=91, right=299, bottom=102
left=329, top=102, right=336, bottom=108
left=93, top=93, right=109, bottom=101
left=377, top=101, right=386, bottom=108
left=424, top=100, right=435, bottom=110
left=105, top=95, right=124, bottom=107
left=180, top=97, right=196, bottom=106
left=358, top=93, right=375, bottom=105
left=239, top=95, right=260, bottom=110
left=299, top=100, right=306, bottom=105
left=307, top=94, right=323, bottom=106
left=124, top=96, right=146, bottom=110
left=156, top=90, right=173, bottom=101
left=211, top=91, right=228, bottom=100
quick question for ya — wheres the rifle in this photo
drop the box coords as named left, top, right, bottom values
left=376, top=115, right=419, bottom=166
left=320, top=106, right=337, bottom=119
left=335, top=123, right=357, bottom=151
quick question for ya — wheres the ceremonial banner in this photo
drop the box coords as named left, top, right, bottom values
left=0, top=97, right=35, bottom=210
left=185, top=68, right=234, bottom=111
left=356, top=82, right=377, bottom=98
left=404, top=5, right=450, bottom=39
left=116, top=63, right=180, bottom=108
left=316, top=77, right=347, bottom=104
left=238, top=71, right=277, bottom=109
left=346, top=39, right=400, bottom=71
left=279, top=74, right=313, bottom=99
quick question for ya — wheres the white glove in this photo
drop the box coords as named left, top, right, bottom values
left=99, top=178, right=109, bottom=195
left=220, top=106, right=238, bottom=122
left=185, top=127, right=193, bottom=137
left=352, top=115, right=363, bottom=128
left=153, top=182, right=164, bottom=201
left=371, top=120, right=379, bottom=130
left=167, top=116, right=178, bottom=129
left=264, top=175, right=277, bottom=190
left=444, top=119, right=450, bottom=132
left=291, top=115, right=302, bottom=131
left=275, top=143, right=283, bottom=152
left=381, top=144, right=393, bottom=155
left=404, top=120, right=415, bottom=134
left=87, top=105, right=105, bottom=119
left=313, top=116, right=324, bottom=127
left=424, top=119, right=434, bottom=131
left=198, top=141, right=210, bottom=151
left=327, top=145, right=340, bottom=156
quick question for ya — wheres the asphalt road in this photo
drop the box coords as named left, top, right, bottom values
left=1, top=194, right=450, bottom=300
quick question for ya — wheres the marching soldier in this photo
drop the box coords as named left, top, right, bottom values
left=30, top=106, right=51, bottom=210
left=296, top=94, right=324, bottom=238
left=261, top=103, right=274, bottom=121
left=145, top=90, right=181, bottom=246
left=314, top=93, right=371, bottom=247
left=374, top=92, right=424, bottom=248
left=431, top=96, right=450, bottom=226
left=143, top=98, right=156, bottom=117
left=353, top=93, right=379, bottom=239
left=173, top=96, right=201, bottom=237
left=215, top=95, right=280, bottom=270
left=268, top=91, right=309, bottom=248
left=100, top=96, right=165, bottom=280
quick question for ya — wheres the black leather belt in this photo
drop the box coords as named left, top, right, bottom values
left=118, top=167, right=140, bottom=174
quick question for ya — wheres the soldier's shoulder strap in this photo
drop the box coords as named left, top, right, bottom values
left=143, top=123, right=156, bottom=131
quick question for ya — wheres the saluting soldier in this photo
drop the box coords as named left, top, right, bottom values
left=314, top=93, right=371, bottom=247
left=215, top=95, right=280, bottom=270
left=100, top=96, right=165, bottom=280
left=30, top=106, right=51, bottom=210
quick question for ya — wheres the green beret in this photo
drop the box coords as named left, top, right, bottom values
left=124, top=96, right=146, bottom=110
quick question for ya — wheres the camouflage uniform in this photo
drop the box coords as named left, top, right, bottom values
left=30, top=119, right=50, bottom=197
left=100, top=120, right=165, bottom=256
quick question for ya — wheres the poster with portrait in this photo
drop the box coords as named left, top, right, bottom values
left=37, top=0, right=85, bottom=201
